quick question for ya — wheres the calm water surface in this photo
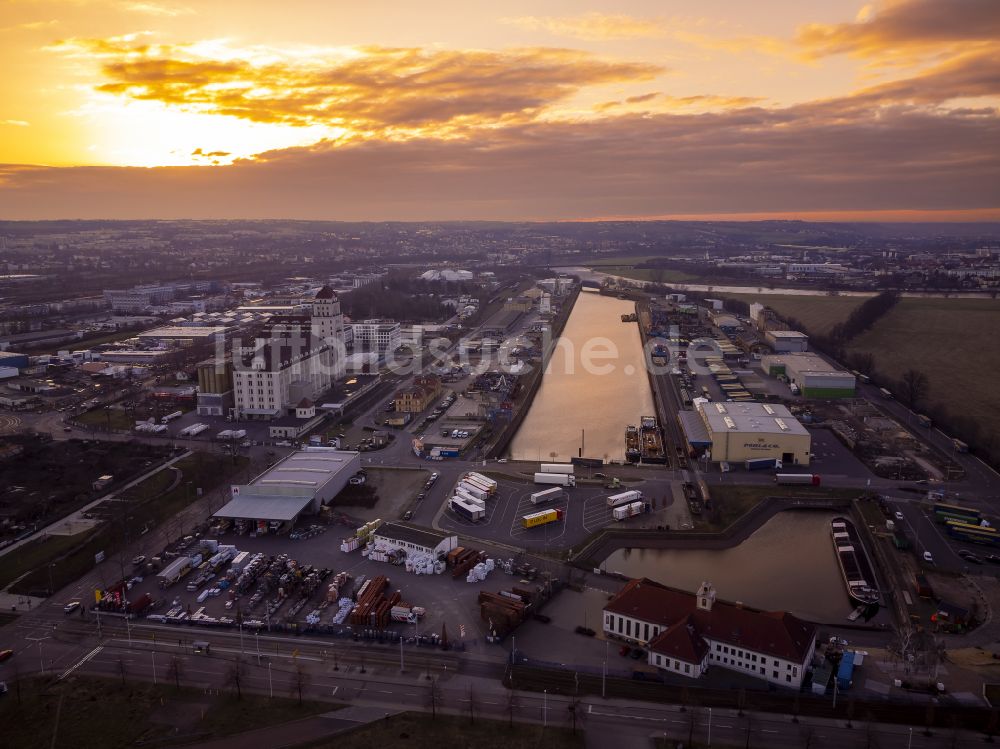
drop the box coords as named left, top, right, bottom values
left=601, top=511, right=853, bottom=622
left=509, top=291, right=654, bottom=462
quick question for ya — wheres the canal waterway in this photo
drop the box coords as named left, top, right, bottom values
left=601, top=510, right=854, bottom=623
left=509, top=291, right=655, bottom=463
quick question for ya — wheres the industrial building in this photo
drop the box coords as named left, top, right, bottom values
left=137, top=326, right=229, bottom=345
left=213, top=447, right=361, bottom=527
left=681, top=400, right=811, bottom=465
left=761, top=352, right=856, bottom=398
left=604, top=578, right=816, bottom=688
left=196, top=357, right=234, bottom=416
left=372, top=522, right=458, bottom=558
left=764, top=330, right=809, bottom=353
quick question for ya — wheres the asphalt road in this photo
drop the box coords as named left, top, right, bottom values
left=0, top=612, right=983, bottom=749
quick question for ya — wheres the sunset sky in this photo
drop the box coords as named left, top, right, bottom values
left=1, top=0, right=998, bottom=220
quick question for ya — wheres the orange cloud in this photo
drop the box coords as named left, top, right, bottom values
left=2, top=93, right=997, bottom=220
left=797, top=0, right=1000, bottom=59
left=595, top=92, right=764, bottom=112
left=503, top=12, right=665, bottom=41
left=53, top=39, right=664, bottom=137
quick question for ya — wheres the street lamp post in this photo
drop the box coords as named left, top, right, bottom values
left=907, top=726, right=913, bottom=749
left=543, top=689, right=547, bottom=728
left=708, top=707, right=712, bottom=747
left=602, top=640, right=608, bottom=699
left=239, top=622, right=244, bottom=654
left=255, top=631, right=261, bottom=666
left=38, top=640, right=45, bottom=676
left=267, top=661, right=273, bottom=698
left=151, top=651, right=157, bottom=685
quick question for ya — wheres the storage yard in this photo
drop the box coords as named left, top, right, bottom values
left=95, top=513, right=561, bottom=649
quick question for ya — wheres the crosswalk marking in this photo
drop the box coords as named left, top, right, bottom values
left=59, top=644, right=103, bottom=681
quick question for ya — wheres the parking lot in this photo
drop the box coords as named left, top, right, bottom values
left=435, top=473, right=682, bottom=551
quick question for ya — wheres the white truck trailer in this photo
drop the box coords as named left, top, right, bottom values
left=530, top=487, right=563, bottom=505
left=539, top=463, right=575, bottom=475
left=533, top=472, right=576, bottom=487
left=607, top=490, right=643, bottom=508
left=465, top=472, right=498, bottom=492
left=613, top=501, right=646, bottom=521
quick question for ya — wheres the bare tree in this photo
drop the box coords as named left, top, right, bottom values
left=225, top=657, right=245, bottom=700
left=566, top=694, right=584, bottom=735
left=864, top=711, right=878, bottom=749
left=799, top=724, right=816, bottom=749
left=166, top=656, right=184, bottom=690
left=426, top=678, right=443, bottom=721
left=984, top=707, right=998, bottom=742
left=467, top=683, right=479, bottom=725
left=505, top=688, right=517, bottom=729
left=290, top=664, right=310, bottom=706
left=686, top=702, right=701, bottom=747
left=898, top=369, right=930, bottom=409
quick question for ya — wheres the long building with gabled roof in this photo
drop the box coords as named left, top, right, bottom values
left=603, top=577, right=817, bottom=688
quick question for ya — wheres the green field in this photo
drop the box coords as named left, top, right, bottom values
left=722, top=292, right=865, bottom=335
left=847, top=297, right=1000, bottom=455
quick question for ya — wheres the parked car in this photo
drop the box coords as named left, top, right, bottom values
left=894, top=511, right=905, bottom=520
left=923, top=551, right=934, bottom=564
left=63, top=601, right=81, bottom=614
left=0, top=650, right=13, bottom=663
left=402, top=510, right=413, bottom=521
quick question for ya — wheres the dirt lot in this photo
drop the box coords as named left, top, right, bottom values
left=357, top=467, right=429, bottom=521
left=0, top=434, right=173, bottom=541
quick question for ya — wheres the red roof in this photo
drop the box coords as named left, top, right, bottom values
left=605, top=578, right=816, bottom=664
left=296, top=398, right=314, bottom=408
left=653, top=616, right=710, bottom=664
left=315, top=286, right=336, bottom=300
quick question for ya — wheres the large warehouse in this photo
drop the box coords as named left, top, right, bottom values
left=213, top=447, right=361, bottom=529
left=761, top=352, right=856, bottom=398
left=687, top=401, right=811, bottom=466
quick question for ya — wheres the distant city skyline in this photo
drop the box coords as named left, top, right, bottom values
left=1, top=0, right=998, bottom=220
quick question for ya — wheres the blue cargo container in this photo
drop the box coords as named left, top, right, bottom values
left=836, top=651, right=855, bottom=690
left=439, top=448, right=460, bottom=458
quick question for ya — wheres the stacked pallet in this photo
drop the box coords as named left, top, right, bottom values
left=478, top=590, right=526, bottom=638
left=349, top=575, right=389, bottom=627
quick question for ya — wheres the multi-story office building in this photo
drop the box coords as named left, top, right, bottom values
left=350, top=319, right=401, bottom=357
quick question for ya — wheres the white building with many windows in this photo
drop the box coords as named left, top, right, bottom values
left=311, top=286, right=346, bottom=379
left=350, top=319, right=401, bottom=357
left=232, top=320, right=332, bottom=420
left=603, top=578, right=816, bottom=688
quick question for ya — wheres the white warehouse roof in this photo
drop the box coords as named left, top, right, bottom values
left=698, top=401, right=810, bottom=437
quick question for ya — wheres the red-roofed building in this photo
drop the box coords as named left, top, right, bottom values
left=603, top=578, right=816, bottom=688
